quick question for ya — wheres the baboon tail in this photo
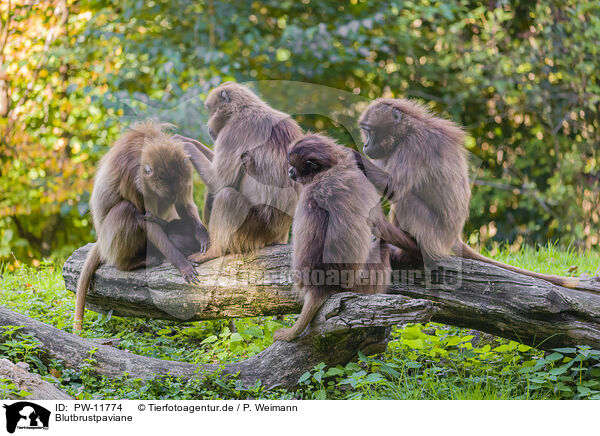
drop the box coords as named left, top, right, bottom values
left=274, top=292, right=329, bottom=341
left=456, top=241, right=579, bottom=289
left=74, top=244, right=102, bottom=331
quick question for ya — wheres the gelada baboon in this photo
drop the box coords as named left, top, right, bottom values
left=177, top=82, right=302, bottom=263
left=357, top=98, right=580, bottom=288
left=171, top=135, right=215, bottom=225
left=143, top=214, right=205, bottom=257
left=273, top=133, right=420, bottom=342
left=74, top=122, right=209, bottom=330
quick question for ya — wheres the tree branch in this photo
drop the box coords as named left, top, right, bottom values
left=0, top=294, right=436, bottom=389
left=62, top=243, right=600, bottom=351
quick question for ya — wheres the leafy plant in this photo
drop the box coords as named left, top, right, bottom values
left=520, top=346, right=600, bottom=399
left=0, top=377, right=31, bottom=399
left=0, top=326, right=48, bottom=373
left=1, top=248, right=599, bottom=400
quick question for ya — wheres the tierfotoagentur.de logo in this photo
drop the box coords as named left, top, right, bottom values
left=2, top=402, right=50, bottom=434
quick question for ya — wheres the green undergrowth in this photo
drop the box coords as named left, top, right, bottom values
left=0, top=245, right=598, bottom=400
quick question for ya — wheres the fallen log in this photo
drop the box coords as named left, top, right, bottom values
left=0, top=359, right=73, bottom=400
left=62, top=244, right=302, bottom=321
left=389, top=256, right=600, bottom=351
left=0, top=295, right=435, bottom=390
left=63, top=243, right=600, bottom=351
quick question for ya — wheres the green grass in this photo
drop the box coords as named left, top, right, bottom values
left=0, top=245, right=598, bottom=400
left=482, top=242, right=599, bottom=278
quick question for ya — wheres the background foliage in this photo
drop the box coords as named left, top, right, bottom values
left=0, top=0, right=599, bottom=263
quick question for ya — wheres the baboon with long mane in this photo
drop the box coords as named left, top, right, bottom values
left=178, top=82, right=303, bottom=263
left=74, top=122, right=208, bottom=330
left=357, top=98, right=580, bottom=288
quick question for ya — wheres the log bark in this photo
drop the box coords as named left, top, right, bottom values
left=63, top=243, right=600, bottom=351
left=388, top=256, right=600, bottom=351
left=0, top=359, right=73, bottom=400
left=0, top=295, right=435, bottom=391
left=62, top=244, right=302, bottom=321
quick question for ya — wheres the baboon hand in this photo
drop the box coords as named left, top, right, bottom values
left=350, top=149, right=367, bottom=177
left=181, top=142, right=198, bottom=160
left=179, top=261, right=200, bottom=285
left=188, top=251, right=217, bottom=265
left=273, top=327, right=297, bottom=342
left=143, top=211, right=168, bottom=227
left=173, top=134, right=204, bottom=148
left=195, top=224, right=210, bottom=253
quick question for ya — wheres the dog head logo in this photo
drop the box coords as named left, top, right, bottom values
left=3, top=402, right=50, bottom=433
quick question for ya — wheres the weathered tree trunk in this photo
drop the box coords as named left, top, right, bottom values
left=0, top=295, right=435, bottom=390
left=63, top=243, right=600, bottom=351
left=0, top=359, right=73, bottom=400
left=388, top=257, right=600, bottom=351
left=63, top=244, right=303, bottom=321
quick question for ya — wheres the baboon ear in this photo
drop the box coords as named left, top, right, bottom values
left=220, top=90, right=230, bottom=103
left=144, top=164, right=153, bottom=175
left=392, top=108, right=402, bottom=123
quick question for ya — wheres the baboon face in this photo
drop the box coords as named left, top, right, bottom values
left=140, top=141, right=191, bottom=198
left=359, top=102, right=407, bottom=159
left=287, top=135, right=336, bottom=185
left=205, top=82, right=259, bottom=141
left=205, top=85, right=232, bottom=140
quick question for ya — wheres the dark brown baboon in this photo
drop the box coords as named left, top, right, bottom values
left=357, top=98, right=580, bottom=288
left=240, top=134, right=419, bottom=258
left=143, top=214, right=203, bottom=257
left=273, top=133, right=419, bottom=341
left=179, top=82, right=303, bottom=263
left=74, top=122, right=209, bottom=330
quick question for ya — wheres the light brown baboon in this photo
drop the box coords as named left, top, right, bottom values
left=273, top=134, right=420, bottom=342
left=177, top=82, right=303, bottom=263
left=357, top=98, right=580, bottom=288
left=74, top=122, right=209, bottom=330
left=171, top=135, right=215, bottom=225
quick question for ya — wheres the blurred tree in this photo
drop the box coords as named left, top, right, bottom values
left=0, top=0, right=121, bottom=263
left=0, top=0, right=598, bottom=263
